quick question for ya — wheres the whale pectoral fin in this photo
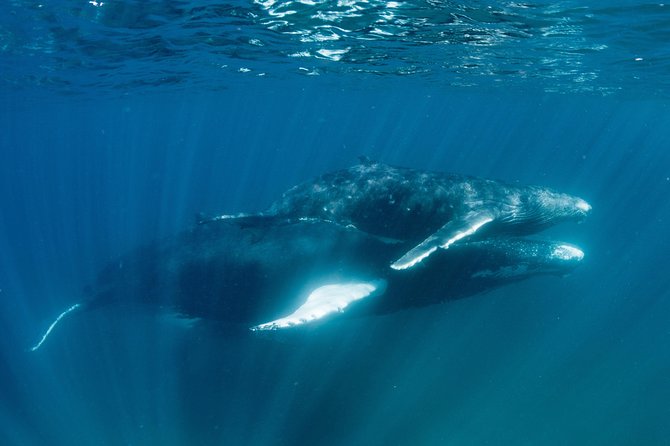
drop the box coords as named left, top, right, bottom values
left=30, top=303, right=82, bottom=352
left=390, top=212, right=495, bottom=270
left=389, top=234, right=441, bottom=271
left=250, top=280, right=386, bottom=331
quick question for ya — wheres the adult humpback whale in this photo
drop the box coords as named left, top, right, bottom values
left=30, top=219, right=584, bottom=350
left=212, top=161, right=591, bottom=270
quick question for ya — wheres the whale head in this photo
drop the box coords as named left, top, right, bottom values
left=543, top=242, right=585, bottom=275
left=467, top=238, right=584, bottom=280
left=519, top=187, right=591, bottom=228
left=530, top=241, right=585, bottom=276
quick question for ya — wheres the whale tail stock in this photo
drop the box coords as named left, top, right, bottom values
left=29, top=302, right=83, bottom=352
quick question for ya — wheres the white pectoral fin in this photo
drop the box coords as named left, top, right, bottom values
left=250, top=280, right=386, bottom=331
left=389, top=237, right=439, bottom=271
left=30, top=303, right=82, bottom=352
left=390, top=212, right=494, bottom=270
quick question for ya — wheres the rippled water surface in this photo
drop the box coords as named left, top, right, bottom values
left=2, top=0, right=670, bottom=94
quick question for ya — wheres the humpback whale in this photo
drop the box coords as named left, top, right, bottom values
left=212, top=161, right=591, bottom=270
left=30, top=219, right=584, bottom=350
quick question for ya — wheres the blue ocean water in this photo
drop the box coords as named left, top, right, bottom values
left=1, top=1, right=670, bottom=445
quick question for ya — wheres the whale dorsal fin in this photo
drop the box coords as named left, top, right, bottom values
left=390, top=211, right=495, bottom=270
left=250, top=280, right=386, bottom=331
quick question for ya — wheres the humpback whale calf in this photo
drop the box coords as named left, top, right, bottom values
left=30, top=219, right=584, bottom=350
left=212, top=161, right=591, bottom=270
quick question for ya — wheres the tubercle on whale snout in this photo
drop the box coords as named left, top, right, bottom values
left=551, top=244, right=585, bottom=262
left=526, top=193, right=592, bottom=227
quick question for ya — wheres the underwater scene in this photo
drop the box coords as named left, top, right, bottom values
left=1, top=1, right=669, bottom=444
